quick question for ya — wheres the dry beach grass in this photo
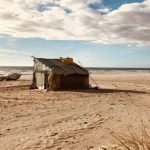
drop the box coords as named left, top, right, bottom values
left=111, top=120, right=150, bottom=150
left=0, top=71, right=150, bottom=150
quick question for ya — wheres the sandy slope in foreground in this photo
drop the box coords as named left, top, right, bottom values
left=0, top=72, right=150, bottom=150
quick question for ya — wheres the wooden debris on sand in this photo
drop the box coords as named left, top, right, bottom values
left=0, top=76, right=6, bottom=81
left=5, top=73, right=21, bottom=81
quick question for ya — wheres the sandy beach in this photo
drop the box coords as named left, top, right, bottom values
left=0, top=71, right=150, bottom=150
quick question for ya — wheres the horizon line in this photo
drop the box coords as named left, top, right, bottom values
left=0, top=66, right=150, bottom=69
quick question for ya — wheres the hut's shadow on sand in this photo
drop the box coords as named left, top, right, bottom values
left=0, top=85, right=148, bottom=94
left=62, top=88, right=147, bottom=94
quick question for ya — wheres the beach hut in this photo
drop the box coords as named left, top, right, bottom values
left=31, top=57, right=89, bottom=90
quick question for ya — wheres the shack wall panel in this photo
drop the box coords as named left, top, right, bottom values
left=35, top=72, right=45, bottom=89
left=34, top=60, right=49, bottom=71
left=61, top=74, right=89, bottom=89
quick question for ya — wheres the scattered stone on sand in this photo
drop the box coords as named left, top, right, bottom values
left=51, top=132, right=58, bottom=136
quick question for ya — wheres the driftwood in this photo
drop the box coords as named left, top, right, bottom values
left=0, top=76, right=5, bottom=81
left=5, top=73, right=21, bottom=81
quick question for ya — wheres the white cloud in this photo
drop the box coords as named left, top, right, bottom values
left=97, top=8, right=110, bottom=13
left=0, top=0, right=150, bottom=46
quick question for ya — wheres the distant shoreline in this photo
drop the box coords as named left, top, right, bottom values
left=86, top=67, right=150, bottom=71
left=0, top=66, right=150, bottom=71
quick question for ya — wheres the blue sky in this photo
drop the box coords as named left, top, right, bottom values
left=0, top=0, right=150, bottom=67
left=101, top=0, right=143, bottom=9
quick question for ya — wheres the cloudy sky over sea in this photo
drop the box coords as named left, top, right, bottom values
left=0, top=0, right=150, bottom=67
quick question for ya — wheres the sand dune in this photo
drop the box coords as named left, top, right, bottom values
left=0, top=72, right=150, bottom=150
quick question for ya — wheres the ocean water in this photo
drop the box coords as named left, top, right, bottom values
left=0, top=66, right=150, bottom=75
left=86, top=67, right=150, bottom=74
left=0, top=66, right=33, bottom=75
